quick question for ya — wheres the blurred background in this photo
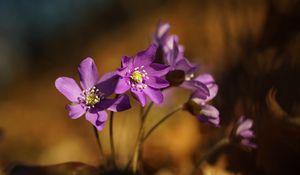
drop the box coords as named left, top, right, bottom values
left=0, top=0, right=300, bottom=174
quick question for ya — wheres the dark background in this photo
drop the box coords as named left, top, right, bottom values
left=0, top=0, right=299, bottom=174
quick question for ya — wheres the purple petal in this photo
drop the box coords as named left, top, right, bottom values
left=182, top=80, right=210, bottom=99
left=236, top=119, right=253, bottom=135
left=98, top=95, right=131, bottom=112
left=145, top=63, right=170, bottom=76
left=66, top=104, right=86, bottom=119
left=175, top=58, right=198, bottom=75
left=206, top=83, right=218, bottom=101
left=55, top=77, right=82, bottom=102
left=240, top=130, right=255, bottom=138
left=85, top=111, right=107, bottom=131
left=197, top=104, right=220, bottom=126
left=154, top=22, right=170, bottom=44
left=78, top=57, right=99, bottom=89
left=121, top=56, right=133, bottom=67
left=115, top=77, right=131, bottom=94
left=191, top=84, right=218, bottom=103
left=143, top=87, right=164, bottom=104
left=191, top=90, right=209, bottom=101
left=134, top=44, right=157, bottom=67
left=194, top=74, right=215, bottom=84
left=241, top=139, right=257, bottom=149
left=131, top=90, right=147, bottom=107
left=145, top=76, right=169, bottom=89
left=96, top=71, right=119, bottom=97
left=164, top=35, right=180, bottom=65
left=116, top=67, right=129, bottom=77
left=165, top=35, right=179, bottom=51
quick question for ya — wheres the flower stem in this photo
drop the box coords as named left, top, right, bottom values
left=109, top=94, right=119, bottom=167
left=93, top=126, right=105, bottom=165
left=192, top=137, right=230, bottom=175
left=131, top=102, right=154, bottom=172
left=109, top=111, right=116, bottom=167
left=142, top=105, right=183, bottom=142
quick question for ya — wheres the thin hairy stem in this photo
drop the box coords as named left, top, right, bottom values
left=93, top=126, right=105, bottom=165
left=109, top=111, right=116, bottom=166
left=130, top=102, right=154, bottom=172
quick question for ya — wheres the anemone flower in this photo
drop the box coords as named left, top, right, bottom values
left=115, top=44, right=170, bottom=106
left=185, top=74, right=219, bottom=126
left=233, top=116, right=257, bottom=149
left=55, top=57, right=130, bottom=131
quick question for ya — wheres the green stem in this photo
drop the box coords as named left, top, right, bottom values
left=109, top=94, right=119, bottom=167
left=131, top=102, right=154, bottom=172
left=109, top=111, right=116, bottom=166
left=193, top=137, right=230, bottom=175
left=142, top=105, right=183, bottom=142
left=93, top=126, right=105, bottom=165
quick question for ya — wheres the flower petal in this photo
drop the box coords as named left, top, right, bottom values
left=175, top=58, right=198, bottom=74
left=241, top=139, right=257, bottom=149
left=197, top=104, right=220, bottom=126
left=96, top=71, right=119, bottom=97
left=182, top=80, right=210, bottom=99
left=78, top=57, right=99, bottom=89
left=145, top=76, right=169, bottom=89
left=121, top=56, right=133, bottom=67
left=193, top=74, right=218, bottom=101
left=154, top=22, right=170, bottom=44
left=115, top=77, right=131, bottom=94
left=240, top=130, right=255, bottom=138
left=164, top=35, right=181, bottom=67
left=85, top=110, right=107, bottom=131
left=66, top=104, right=86, bottom=119
left=55, top=77, right=82, bottom=102
left=236, top=119, right=253, bottom=135
left=143, top=87, right=163, bottom=104
left=145, top=63, right=170, bottom=77
left=98, top=95, right=131, bottom=112
left=134, top=44, right=157, bottom=67
left=131, top=90, right=147, bottom=107
left=206, top=84, right=218, bottom=101
left=195, top=74, right=215, bottom=84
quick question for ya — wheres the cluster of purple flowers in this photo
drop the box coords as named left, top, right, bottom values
left=153, top=22, right=219, bottom=126
left=55, top=22, right=256, bottom=149
left=55, top=23, right=218, bottom=128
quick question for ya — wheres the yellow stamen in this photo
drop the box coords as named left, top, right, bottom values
left=131, top=71, right=143, bottom=83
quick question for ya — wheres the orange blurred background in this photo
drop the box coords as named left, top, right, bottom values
left=0, top=0, right=299, bottom=174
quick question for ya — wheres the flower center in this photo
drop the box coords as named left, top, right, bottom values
left=81, top=86, right=101, bottom=108
left=127, top=66, right=149, bottom=90
left=131, top=71, right=143, bottom=83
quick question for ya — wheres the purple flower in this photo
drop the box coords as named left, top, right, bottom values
left=232, top=116, right=257, bottom=149
left=55, top=57, right=131, bottom=131
left=184, top=74, right=219, bottom=126
left=115, top=44, right=170, bottom=107
left=153, top=22, right=198, bottom=86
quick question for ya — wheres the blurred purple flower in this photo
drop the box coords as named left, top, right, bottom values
left=55, top=57, right=130, bottom=131
left=164, top=35, right=197, bottom=75
left=153, top=22, right=198, bottom=86
left=185, top=74, right=219, bottom=126
left=115, top=44, right=170, bottom=106
left=233, top=116, right=257, bottom=149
